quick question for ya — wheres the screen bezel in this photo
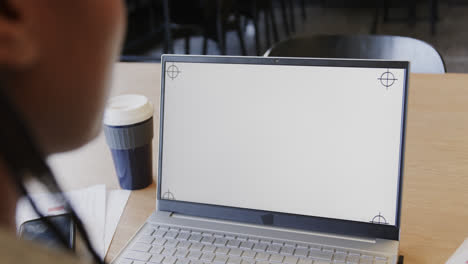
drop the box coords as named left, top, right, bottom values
left=158, top=55, right=409, bottom=241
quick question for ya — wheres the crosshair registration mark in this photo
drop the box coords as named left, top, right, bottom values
left=371, top=212, right=388, bottom=225
left=162, top=189, right=175, bottom=200
left=378, top=69, right=397, bottom=89
left=167, top=63, right=181, bottom=80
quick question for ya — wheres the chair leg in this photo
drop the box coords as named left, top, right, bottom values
left=301, top=0, right=307, bottom=21
left=236, top=14, right=247, bottom=55
left=264, top=10, right=271, bottom=49
left=371, top=4, right=379, bottom=34
left=269, top=0, right=280, bottom=42
left=203, top=34, right=208, bottom=55
left=216, top=0, right=226, bottom=55
left=280, top=0, right=290, bottom=36
left=383, top=0, right=389, bottom=22
left=431, top=0, right=438, bottom=35
left=288, top=0, right=296, bottom=33
left=162, top=0, right=173, bottom=53
left=217, top=27, right=226, bottom=55
left=223, top=30, right=227, bottom=55
left=253, top=1, right=261, bottom=56
left=254, top=20, right=261, bottom=56
left=241, top=16, right=247, bottom=32
left=184, top=35, right=190, bottom=54
left=148, top=1, right=156, bottom=32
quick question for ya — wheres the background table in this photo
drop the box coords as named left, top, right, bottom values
left=48, top=63, right=468, bottom=264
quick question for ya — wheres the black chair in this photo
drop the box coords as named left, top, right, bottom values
left=284, top=0, right=309, bottom=34
left=264, top=35, right=446, bottom=73
left=124, top=0, right=163, bottom=54
left=160, top=0, right=247, bottom=55
left=123, top=0, right=201, bottom=55
left=236, top=0, right=281, bottom=55
left=202, top=0, right=247, bottom=55
left=160, top=0, right=209, bottom=54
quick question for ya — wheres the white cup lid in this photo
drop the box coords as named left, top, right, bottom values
left=103, top=94, right=154, bottom=126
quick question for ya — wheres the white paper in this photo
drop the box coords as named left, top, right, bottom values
left=16, top=185, right=130, bottom=259
left=446, top=238, right=468, bottom=264
left=105, top=190, right=131, bottom=252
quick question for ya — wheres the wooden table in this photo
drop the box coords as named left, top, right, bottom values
left=49, top=63, right=468, bottom=264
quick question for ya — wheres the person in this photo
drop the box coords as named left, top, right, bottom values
left=0, top=0, right=126, bottom=263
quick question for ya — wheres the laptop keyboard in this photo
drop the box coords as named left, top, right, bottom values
left=116, top=224, right=390, bottom=264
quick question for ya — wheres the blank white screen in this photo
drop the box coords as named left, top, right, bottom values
left=161, top=61, right=405, bottom=226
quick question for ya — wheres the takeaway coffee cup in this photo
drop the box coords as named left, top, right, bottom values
left=103, top=94, right=154, bottom=190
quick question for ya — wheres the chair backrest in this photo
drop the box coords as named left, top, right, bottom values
left=264, top=35, right=446, bottom=74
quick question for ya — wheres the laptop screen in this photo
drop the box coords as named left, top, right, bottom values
left=160, top=59, right=406, bottom=227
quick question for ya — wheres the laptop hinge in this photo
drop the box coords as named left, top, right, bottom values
left=169, top=213, right=376, bottom=244
left=153, top=210, right=173, bottom=218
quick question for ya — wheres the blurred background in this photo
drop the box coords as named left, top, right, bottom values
left=122, top=0, right=468, bottom=73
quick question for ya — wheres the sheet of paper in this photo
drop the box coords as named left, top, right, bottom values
left=16, top=185, right=107, bottom=258
left=104, top=189, right=131, bottom=253
left=446, top=237, right=468, bottom=264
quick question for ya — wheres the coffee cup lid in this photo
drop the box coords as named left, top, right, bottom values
left=104, top=94, right=154, bottom=126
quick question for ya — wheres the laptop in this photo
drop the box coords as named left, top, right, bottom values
left=112, top=55, right=409, bottom=264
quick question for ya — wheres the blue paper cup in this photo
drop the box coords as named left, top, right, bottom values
left=103, top=94, right=154, bottom=190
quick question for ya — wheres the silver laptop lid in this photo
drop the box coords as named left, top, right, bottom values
left=158, top=55, right=409, bottom=241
